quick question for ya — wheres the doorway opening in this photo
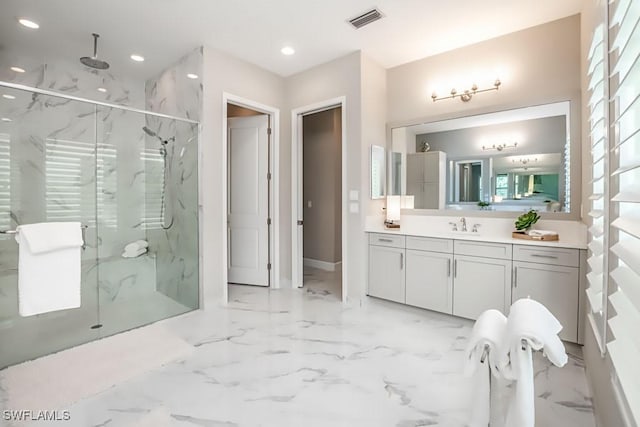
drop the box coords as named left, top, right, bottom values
left=292, top=98, right=346, bottom=301
left=226, top=101, right=274, bottom=289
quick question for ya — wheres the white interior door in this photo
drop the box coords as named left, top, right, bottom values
left=228, top=115, right=269, bottom=286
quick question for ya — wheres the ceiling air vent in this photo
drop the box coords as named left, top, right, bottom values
left=348, top=8, right=384, bottom=29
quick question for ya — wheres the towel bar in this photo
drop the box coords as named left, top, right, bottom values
left=1, top=224, right=88, bottom=234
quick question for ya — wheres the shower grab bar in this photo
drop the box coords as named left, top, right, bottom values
left=1, top=225, right=89, bottom=250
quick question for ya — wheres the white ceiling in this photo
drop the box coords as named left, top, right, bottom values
left=0, top=0, right=584, bottom=79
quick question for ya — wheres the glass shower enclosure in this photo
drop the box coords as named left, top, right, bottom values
left=0, top=83, right=199, bottom=369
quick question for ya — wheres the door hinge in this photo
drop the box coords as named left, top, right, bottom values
left=267, top=263, right=272, bottom=270
left=267, top=172, right=272, bottom=180
left=267, top=218, right=272, bottom=225
left=297, top=220, right=304, bottom=226
left=267, top=127, right=272, bottom=135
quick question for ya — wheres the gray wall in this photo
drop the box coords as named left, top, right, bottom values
left=302, top=108, right=342, bottom=264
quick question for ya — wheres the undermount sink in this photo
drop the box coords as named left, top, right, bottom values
left=447, top=230, right=483, bottom=238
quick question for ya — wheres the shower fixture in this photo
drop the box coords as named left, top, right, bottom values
left=142, top=126, right=175, bottom=230
left=80, top=33, right=110, bottom=70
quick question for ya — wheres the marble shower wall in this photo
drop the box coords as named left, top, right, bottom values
left=144, top=47, right=202, bottom=309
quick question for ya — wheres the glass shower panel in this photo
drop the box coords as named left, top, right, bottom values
left=0, top=87, right=99, bottom=369
left=95, top=108, right=198, bottom=337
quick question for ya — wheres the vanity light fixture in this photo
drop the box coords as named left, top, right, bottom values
left=431, top=79, right=501, bottom=103
left=512, top=157, right=538, bottom=165
left=482, top=141, right=518, bottom=152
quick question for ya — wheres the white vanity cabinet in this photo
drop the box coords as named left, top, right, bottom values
left=368, top=234, right=406, bottom=303
left=452, top=241, right=512, bottom=320
left=405, top=236, right=454, bottom=314
left=366, top=232, right=585, bottom=344
left=512, top=245, right=580, bottom=342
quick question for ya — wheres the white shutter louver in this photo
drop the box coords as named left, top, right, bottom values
left=141, top=148, right=165, bottom=230
left=586, top=23, right=609, bottom=340
left=607, top=0, right=640, bottom=423
left=0, top=133, right=10, bottom=230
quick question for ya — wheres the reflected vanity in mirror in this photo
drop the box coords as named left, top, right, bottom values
left=370, top=145, right=386, bottom=199
left=389, top=101, right=571, bottom=213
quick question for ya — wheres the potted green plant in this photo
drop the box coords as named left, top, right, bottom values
left=515, top=209, right=540, bottom=231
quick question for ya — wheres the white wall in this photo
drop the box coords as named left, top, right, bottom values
left=201, top=47, right=285, bottom=304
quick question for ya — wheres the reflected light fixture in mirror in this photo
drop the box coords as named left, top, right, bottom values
left=385, top=195, right=401, bottom=229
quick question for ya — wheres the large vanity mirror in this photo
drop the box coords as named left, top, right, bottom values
left=389, top=101, right=572, bottom=213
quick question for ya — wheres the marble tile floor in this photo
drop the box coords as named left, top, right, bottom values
left=6, top=268, right=594, bottom=427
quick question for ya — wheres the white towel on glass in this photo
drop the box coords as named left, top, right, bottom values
left=15, top=222, right=83, bottom=317
left=499, top=298, right=567, bottom=427
left=124, top=240, right=149, bottom=253
left=465, top=309, right=507, bottom=427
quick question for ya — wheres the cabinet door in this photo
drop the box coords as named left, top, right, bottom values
left=513, top=262, right=579, bottom=342
left=368, top=245, right=405, bottom=303
left=407, top=154, right=424, bottom=183
left=453, top=255, right=512, bottom=320
left=406, top=250, right=453, bottom=314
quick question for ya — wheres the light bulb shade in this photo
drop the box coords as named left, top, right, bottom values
left=386, top=196, right=401, bottom=221
left=401, top=195, right=414, bottom=209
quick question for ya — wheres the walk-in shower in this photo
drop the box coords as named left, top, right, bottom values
left=0, top=82, right=199, bottom=369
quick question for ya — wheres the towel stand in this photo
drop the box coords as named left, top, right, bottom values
left=1, top=225, right=89, bottom=250
left=480, top=339, right=527, bottom=365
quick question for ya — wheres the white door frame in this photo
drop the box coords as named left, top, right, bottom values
left=222, top=93, right=280, bottom=302
left=291, top=96, right=347, bottom=303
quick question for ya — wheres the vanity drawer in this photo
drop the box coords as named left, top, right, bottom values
left=406, top=236, right=453, bottom=253
left=513, top=245, right=579, bottom=267
left=454, top=240, right=512, bottom=260
left=369, top=233, right=405, bottom=248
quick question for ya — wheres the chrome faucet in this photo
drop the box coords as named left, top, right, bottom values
left=460, top=217, right=467, bottom=232
left=448, top=222, right=458, bottom=231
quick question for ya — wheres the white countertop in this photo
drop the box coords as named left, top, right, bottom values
left=365, top=215, right=588, bottom=250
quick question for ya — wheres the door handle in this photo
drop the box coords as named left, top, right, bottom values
left=530, top=254, right=558, bottom=259
left=447, top=259, right=451, bottom=277
left=297, top=220, right=303, bottom=226
left=453, top=259, right=457, bottom=278
left=400, top=253, right=404, bottom=270
left=378, top=238, right=393, bottom=243
left=514, top=266, right=518, bottom=288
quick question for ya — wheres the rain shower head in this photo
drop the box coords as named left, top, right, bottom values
left=80, top=33, right=110, bottom=70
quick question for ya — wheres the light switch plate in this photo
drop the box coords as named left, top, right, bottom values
left=349, top=202, right=359, bottom=213
left=349, top=190, right=359, bottom=201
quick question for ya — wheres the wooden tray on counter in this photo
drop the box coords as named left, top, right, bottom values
left=512, top=231, right=559, bottom=241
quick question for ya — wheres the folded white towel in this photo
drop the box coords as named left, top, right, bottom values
left=124, top=240, right=149, bottom=253
left=16, top=222, right=84, bottom=254
left=122, top=247, right=147, bottom=258
left=499, top=298, right=567, bottom=427
left=465, top=309, right=508, bottom=427
left=527, top=229, right=558, bottom=237
left=15, top=222, right=83, bottom=316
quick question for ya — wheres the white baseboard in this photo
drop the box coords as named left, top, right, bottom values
left=303, top=258, right=342, bottom=272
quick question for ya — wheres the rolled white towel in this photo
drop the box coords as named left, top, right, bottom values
left=124, top=240, right=149, bottom=253
left=122, top=247, right=147, bottom=258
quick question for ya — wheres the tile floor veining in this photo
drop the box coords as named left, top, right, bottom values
left=6, top=267, right=594, bottom=426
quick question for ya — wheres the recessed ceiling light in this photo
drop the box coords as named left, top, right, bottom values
left=187, top=73, right=198, bottom=79
left=18, top=18, right=39, bottom=29
left=97, top=87, right=107, bottom=93
left=1, top=118, right=12, bottom=122
left=281, top=46, right=295, bottom=56
left=10, top=66, right=25, bottom=73
left=130, top=54, right=145, bottom=62
left=2, top=94, right=16, bottom=100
